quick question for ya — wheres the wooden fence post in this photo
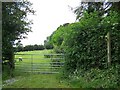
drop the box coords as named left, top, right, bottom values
left=107, top=32, right=111, bottom=67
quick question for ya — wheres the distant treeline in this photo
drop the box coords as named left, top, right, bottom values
left=15, top=44, right=53, bottom=52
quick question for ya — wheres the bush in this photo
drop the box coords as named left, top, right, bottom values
left=60, top=11, right=120, bottom=88
left=66, top=65, right=120, bottom=88
left=53, top=46, right=64, bottom=53
left=62, top=11, right=120, bottom=75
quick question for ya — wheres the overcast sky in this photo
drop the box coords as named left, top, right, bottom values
left=21, top=0, right=80, bottom=46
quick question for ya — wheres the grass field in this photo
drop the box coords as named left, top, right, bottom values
left=15, top=49, right=53, bottom=63
left=3, top=50, right=70, bottom=88
left=3, top=74, right=72, bottom=88
left=14, top=49, right=64, bottom=73
left=3, top=50, right=118, bottom=88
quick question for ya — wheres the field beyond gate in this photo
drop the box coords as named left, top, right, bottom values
left=3, top=50, right=71, bottom=88
left=14, top=50, right=64, bottom=74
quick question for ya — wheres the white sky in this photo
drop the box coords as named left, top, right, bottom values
left=21, top=0, right=80, bottom=46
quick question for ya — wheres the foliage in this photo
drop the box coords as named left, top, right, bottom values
left=51, top=10, right=120, bottom=88
left=50, top=23, right=69, bottom=53
left=33, top=44, right=44, bottom=50
left=73, top=2, right=114, bottom=20
left=2, top=1, right=35, bottom=77
left=22, top=44, right=45, bottom=51
left=44, top=36, right=54, bottom=49
left=66, top=65, right=120, bottom=88
left=62, top=10, right=119, bottom=74
left=42, top=2, right=120, bottom=88
left=3, top=1, right=120, bottom=88
left=17, top=44, right=45, bottom=52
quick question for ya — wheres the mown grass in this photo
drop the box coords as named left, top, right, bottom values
left=3, top=49, right=119, bottom=88
left=15, top=49, right=53, bottom=62
left=14, top=49, right=56, bottom=73
left=3, top=49, right=71, bottom=88
left=3, top=74, right=71, bottom=88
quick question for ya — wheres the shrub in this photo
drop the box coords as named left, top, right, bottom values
left=66, top=65, right=119, bottom=88
left=62, top=11, right=120, bottom=75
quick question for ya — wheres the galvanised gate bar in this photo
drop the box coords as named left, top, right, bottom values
left=14, top=53, right=64, bottom=74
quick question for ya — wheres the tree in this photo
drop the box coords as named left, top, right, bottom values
left=15, top=41, right=24, bottom=52
left=50, top=23, right=69, bottom=53
left=2, top=1, right=35, bottom=76
left=23, top=45, right=34, bottom=51
left=73, top=2, right=112, bottom=20
left=33, top=44, right=45, bottom=50
left=33, top=44, right=39, bottom=50
left=44, top=36, right=53, bottom=49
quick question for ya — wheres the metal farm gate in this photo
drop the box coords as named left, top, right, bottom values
left=14, top=54, right=64, bottom=74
